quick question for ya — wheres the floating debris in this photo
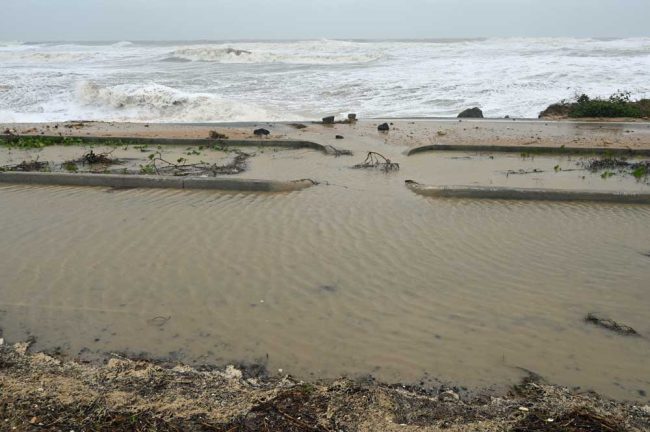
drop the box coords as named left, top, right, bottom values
left=148, top=316, right=171, bottom=327
left=585, top=313, right=639, bottom=336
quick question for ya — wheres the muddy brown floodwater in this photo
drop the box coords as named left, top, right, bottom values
left=0, top=143, right=649, bottom=402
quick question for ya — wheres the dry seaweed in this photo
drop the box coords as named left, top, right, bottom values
left=1, top=342, right=648, bottom=432
left=352, top=151, right=399, bottom=172
left=513, top=407, right=626, bottom=432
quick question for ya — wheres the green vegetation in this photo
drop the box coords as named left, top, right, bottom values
left=539, top=91, right=650, bottom=119
left=0, top=135, right=142, bottom=149
left=0, top=136, right=84, bottom=149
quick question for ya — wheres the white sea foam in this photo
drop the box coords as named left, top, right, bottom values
left=1, top=38, right=649, bottom=122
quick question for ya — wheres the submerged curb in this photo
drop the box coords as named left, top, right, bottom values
left=0, top=172, right=316, bottom=192
left=406, top=144, right=650, bottom=156
left=406, top=182, right=650, bottom=204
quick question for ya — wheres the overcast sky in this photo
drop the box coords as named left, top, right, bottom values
left=2, top=0, right=649, bottom=41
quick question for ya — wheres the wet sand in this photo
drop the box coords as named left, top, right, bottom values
left=0, top=118, right=649, bottom=406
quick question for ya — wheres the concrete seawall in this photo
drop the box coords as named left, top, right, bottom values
left=407, top=144, right=650, bottom=157
left=0, top=172, right=316, bottom=192
left=0, top=135, right=349, bottom=155
left=406, top=182, right=650, bottom=204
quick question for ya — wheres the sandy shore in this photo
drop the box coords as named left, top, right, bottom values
left=3, top=118, right=650, bottom=151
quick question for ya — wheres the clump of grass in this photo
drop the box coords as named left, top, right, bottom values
left=62, top=161, right=78, bottom=172
left=540, top=91, right=650, bottom=118
left=632, top=165, right=648, bottom=179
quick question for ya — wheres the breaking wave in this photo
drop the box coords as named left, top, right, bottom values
left=0, top=51, right=91, bottom=63
left=167, top=45, right=383, bottom=64
left=73, top=81, right=292, bottom=122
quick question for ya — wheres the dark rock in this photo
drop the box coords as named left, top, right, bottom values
left=504, top=115, right=510, bottom=119
left=322, top=116, right=335, bottom=124
left=289, top=123, right=307, bottom=129
left=457, top=107, right=484, bottom=118
left=348, top=113, right=357, bottom=121
left=377, top=123, right=390, bottom=131
left=335, top=135, right=344, bottom=139
left=253, top=128, right=270, bottom=136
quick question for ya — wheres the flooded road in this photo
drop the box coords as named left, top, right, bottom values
left=1, top=147, right=649, bottom=401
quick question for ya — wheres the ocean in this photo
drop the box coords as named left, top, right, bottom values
left=1, top=38, right=649, bottom=122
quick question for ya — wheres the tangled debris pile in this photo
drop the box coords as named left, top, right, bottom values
left=0, top=159, right=49, bottom=172
left=0, top=342, right=648, bottom=431
left=353, top=152, right=399, bottom=172
left=78, top=149, right=117, bottom=165
left=581, top=158, right=650, bottom=181
left=140, top=150, right=251, bottom=176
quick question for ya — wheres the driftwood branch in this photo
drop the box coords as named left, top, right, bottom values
left=352, top=152, right=399, bottom=172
